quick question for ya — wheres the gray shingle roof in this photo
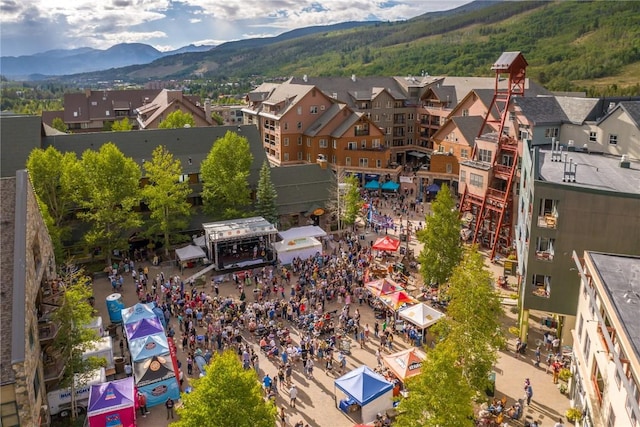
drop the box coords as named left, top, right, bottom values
left=0, top=114, right=44, bottom=178
left=451, top=116, right=492, bottom=146
left=554, top=97, right=600, bottom=124
left=618, top=101, right=640, bottom=127
left=306, top=104, right=345, bottom=137
left=270, top=164, right=334, bottom=215
left=513, top=96, right=569, bottom=126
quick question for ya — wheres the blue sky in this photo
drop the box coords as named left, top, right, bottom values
left=0, top=0, right=472, bottom=57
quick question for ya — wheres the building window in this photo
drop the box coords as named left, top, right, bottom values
left=359, top=158, right=368, bottom=167
left=333, top=140, right=337, bottom=149
left=509, top=111, right=515, bottom=121
left=297, top=136, right=302, bottom=145
left=577, top=314, right=584, bottom=341
left=348, top=142, right=357, bottom=150
left=282, top=153, right=288, bottom=161
left=478, top=148, right=492, bottom=163
left=609, top=134, right=618, bottom=145
left=297, top=122, right=302, bottom=130
left=331, top=155, right=336, bottom=164
left=372, top=139, right=380, bottom=148
left=446, top=163, right=452, bottom=174
left=376, top=159, right=381, bottom=168
left=438, top=145, right=445, bottom=153
left=615, top=369, right=622, bottom=390
left=469, top=173, right=483, bottom=187
left=34, top=370, right=41, bottom=400
left=461, top=148, right=469, bottom=159
left=319, top=139, right=327, bottom=148
left=345, top=157, right=351, bottom=166
left=544, top=127, right=559, bottom=138
left=305, top=138, right=310, bottom=147
left=361, top=140, right=367, bottom=148
left=462, top=109, right=469, bottom=117
left=535, top=237, right=555, bottom=261
left=284, top=137, right=289, bottom=146
left=297, top=106, right=302, bottom=115
left=1, top=401, right=19, bottom=427
left=460, top=170, right=466, bottom=183
left=307, top=153, right=311, bottom=162
left=531, top=274, right=551, bottom=298
left=310, top=106, right=318, bottom=114
left=374, top=114, right=380, bottom=122
left=589, top=131, right=597, bottom=143
left=297, top=152, right=303, bottom=160
left=284, top=122, right=288, bottom=130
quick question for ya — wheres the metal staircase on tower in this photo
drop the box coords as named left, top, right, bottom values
left=459, top=52, right=528, bottom=260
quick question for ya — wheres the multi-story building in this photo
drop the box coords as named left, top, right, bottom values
left=210, top=104, right=246, bottom=125
left=1, top=169, right=57, bottom=427
left=515, top=139, right=640, bottom=343
left=135, top=90, right=213, bottom=129
left=571, top=250, right=640, bottom=427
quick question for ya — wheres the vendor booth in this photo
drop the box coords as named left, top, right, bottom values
left=372, top=236, right=401, bottom=252
left=129, top=334, right=170, bottom=362
left=379, top=290, right=418, bottom=311
left=121, top=303, right=159, bottom=326
left=278, top=225, right=327, bottom=241
left=273, top=236, right=322, bottom=265
left=365, top=278, right=404, bottom=297
left=382, top=348, right=426, bottom=383
left=175, top=244, right=208, bottom=271
left=134, top=355, right=180, bottom=407
left=334, top=366, right=394, bottom=424
left=87, top=377, right=135, bottom=427
left=398, top=303, right=444, bottom=332
left=124, top=317, right=164, bottom=341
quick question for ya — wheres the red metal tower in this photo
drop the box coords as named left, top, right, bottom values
left=459, top=52, right=527, bottom=260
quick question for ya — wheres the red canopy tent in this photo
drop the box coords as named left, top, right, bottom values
left=365, top=278, right=404, bottom=297
left=381, top=348, right=426, bottom=382
left=379, top=290, right=418, bottom=311
left=372, top=236, right=401, bottom=251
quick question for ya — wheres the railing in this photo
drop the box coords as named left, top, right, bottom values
left=354, top=129, right=370, bottom=136
left=39, top=321, right=60, bottom=343
left=493, top=164, right=512, bottom=178
left=535, top=251, right=554, bottom=261
left=537, top=215, right=557, bottom=229
left=43, top=357, right=66, bottom=383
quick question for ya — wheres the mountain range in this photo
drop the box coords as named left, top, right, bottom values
left=2, top=0, right=640, bottom=93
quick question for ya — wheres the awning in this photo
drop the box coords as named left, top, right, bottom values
left=408, top=151, right=427, bottom=158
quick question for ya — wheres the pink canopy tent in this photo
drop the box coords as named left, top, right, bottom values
left=365, top=278, right=404, bottom=297
left=379, top=290, right=418, bottom=311
left=87, top=377, right=135, bottom=427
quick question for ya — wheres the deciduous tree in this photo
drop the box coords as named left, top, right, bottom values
left=158, top=110, right=196, bottom=129
left=71, top=142, right=142, bottom=266
left=255, top=161, right=278, bottom=224
left=51, top=264, right=103, bottom=420
left=171, top=351, right=276, bottom=427
left=416, top=184, right=462, bottom=285
left=111, top=117, right=133, bottom=131
left=395, top=345, right=474, bottom=427
left=141, top=145, right=192, bottom=256
left=342, top=174, right=362, bottom=228
left=51, top=117, right=68, bottom=133
left=201, top=131, right=253, bottom=219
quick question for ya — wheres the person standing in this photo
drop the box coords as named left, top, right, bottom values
left=534, top=346, right=541, bottom=367
left=289, top=383, right=298, bottom=408
left=165, top=397, right=175, bottom=419
left=137, top=392, right=149, bottom=417
left=280, top=406, right=287, bottom=426
left=525, top=382, right=533, bottom=406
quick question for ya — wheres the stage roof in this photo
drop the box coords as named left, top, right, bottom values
left=203, top=216, right=277, bottom=243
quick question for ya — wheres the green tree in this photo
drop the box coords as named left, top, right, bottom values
left=211, top=112, right=224, bottom=125
left=111, top=117, right=133, bottom=131
left=201, top=131, right=253, bottom=219
left=416, top=184, right=462, bottom=285
left=27, top=146, right=77, bottom=260
left=437, top=246, right=504, bottom=395
left=395, top=345, right=474, bottom=427
left=158, top=110, right=196, bottom=129
left=51, top=264, right=103, bottom=420
left=71, top=142, right=142, bottom=266
left=342, top=174, right=362, bottom=228
left=51, top=117, right=68, bottom=133
left=255, top=161, right=278, bottom=224
left=141, top=145, right=192, bottom=256
left=171, top=351, right=276, bottom=427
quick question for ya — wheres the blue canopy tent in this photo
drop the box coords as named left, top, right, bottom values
left=381, top=181, right=400, bottom=191
left=129, top=333, right=170, bottom=362
left=121, top=303, right=158, bottom=325
left=334, top=366, right=394, bottom=424
left=426, top=183, right=441, bottom=193
left=364, top=180, right=380, bottom=190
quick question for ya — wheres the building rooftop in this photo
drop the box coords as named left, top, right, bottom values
left=537, top=147, right=640, bottom=195
left=589, top=252, right=640, bottom=361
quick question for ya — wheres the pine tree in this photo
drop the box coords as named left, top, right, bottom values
left=255, top=161, right=278, bottom=224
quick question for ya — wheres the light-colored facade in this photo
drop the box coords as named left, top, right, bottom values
left=571, top=251, right=640, bottom=427
left=515, top=140, right=640, bottom=343
left=1, top=170, right=57, bottom=427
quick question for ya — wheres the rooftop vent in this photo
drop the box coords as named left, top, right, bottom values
left=567, top=140, right=575, bottom=152
left=562, top=158, right=577, bottom=182
left=620, top=155, right=631, bottom=169
left=303, top=75, right=308, bottom=82
left=351, top=74, right=356, bottom=82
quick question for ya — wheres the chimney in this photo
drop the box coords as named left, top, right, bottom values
left=620, top=155, right=631, bottom=169
left=204, top=98, right=212, bottom=124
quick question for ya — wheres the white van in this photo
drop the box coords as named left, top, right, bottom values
left=47, top=367, right=106, bottom=418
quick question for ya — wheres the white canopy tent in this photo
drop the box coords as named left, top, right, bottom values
left=398, top=302, right=444, bottom=331
left=273, top=237, right=322, bottom=265
left=278, top=225, right=327, bottom=241
left=175, top=245, right=207, bottom=262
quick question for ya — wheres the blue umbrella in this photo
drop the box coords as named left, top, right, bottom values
left=381, top=181, right=400, bottom=191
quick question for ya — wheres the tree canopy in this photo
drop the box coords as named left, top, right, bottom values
left=255, top=161, right=278, bottom=224
left=171, top=351, right=276, bottom=427
left=71, top=142, right=142, bottom=265
left=111, top=117, right=133, bottom=131
left=200, top=131, right=253, bottom=219
left=51, top=117, right=69, bottom=133
left=416, top=184, right=462, bottom=285
left=141, top=145, right=192, bottom=255
left=158, top=110, right=196, bottom=129
left=341, top=174, right=362, bottom=228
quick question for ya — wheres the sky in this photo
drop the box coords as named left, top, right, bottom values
left=0, top=0, right=472, bottom=57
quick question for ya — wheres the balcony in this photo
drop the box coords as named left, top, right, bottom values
left=39, top=321, right=60, bottom=344
left=354, top=128, right=370, bottom=137
left=345, top=146, right=388, bottom=152
left=537, top=215, right=557, bottom=229
left=535, top=250, right=555, bottom=261
left=43, top=350, right=66, bottom=385
left=493, top=164, right=513, bottom=180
